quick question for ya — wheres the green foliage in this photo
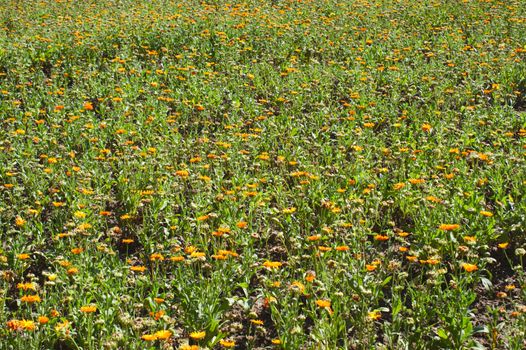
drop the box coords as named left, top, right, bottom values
left=0, top=0, right=525, bottom=349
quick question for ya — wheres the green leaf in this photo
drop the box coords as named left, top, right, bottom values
left=436, top=328, right=449, bottom=340
left=392, top=298, right=402, bottom=317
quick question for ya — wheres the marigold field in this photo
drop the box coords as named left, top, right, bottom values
left=1, top=0, right=525, bottom=349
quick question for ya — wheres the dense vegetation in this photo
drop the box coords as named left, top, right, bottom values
left=1, top=0, right=525, bottom=349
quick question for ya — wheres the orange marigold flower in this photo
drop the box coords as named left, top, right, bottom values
left=426, top=196, right=443, bottom=203
left=197, top=215, right=209, bottom=221
left=421, top=123, right=432, bottom=132
left=150, top=253, right=165, bottom=261
left=83, top=102, right=94, bottom=110
left=393, top=182, right=405, bottom=190
left=50, top=309, right=60, bottom=317
left=130, top=266, right=147, bottom=272
left=439, top=224, right=460, bottom=231
left=365, top=264, right=377, bottom=271
left=374, top=234, right=389, bottom=241
left=263, top=261, right=282, bottom=269
left=461, top=263, right=478, bottom=272
left=175, top=170, right=189, bottom=177
left=16, top=253, right=29, bottom=260
left=16, top=319, right=36, bottom=331
left=305, top=271, right=316, bottom=282
left=307, top=235, right=321, bottom=242
left=7, top=319, right=21, bottom=331
left=80, top=305, right=97, bottom=313
left=315, top=299, right=331, bottom=308
left=38, top=316, right=49, bottom=324
left=21, top=295, right=41, bottom=303
left=236, top=221, right=248, bottom=229
left=15, top=216, right=26, bottom=227
left=408, top=178, right=425, bottom=185
left=406, top=255, right=418, bottom=262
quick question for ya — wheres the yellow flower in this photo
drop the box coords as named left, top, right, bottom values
left=368, top=310, right=382, bottom=320
left=74, top=211, right=86, bottom=219
left=141, top=334, right=157, bottom=341
left=282, top=207, right=296, bottom=214
left=17, top=282, right=36, bottom=291
left=219, top=339, right=236, bottom=347
left=480, top=210, right=493, bottom=217
left=55, top=320, right=70, bottom=333
left=190, top=331, right=206, bottom=340
left=290, top=281, right=305, bottom=293
left=315, top=299, right=331, bottom=308
left=19, top=319, right=36, bottom=331
left=463, top=236, right=476, bottom=243
left=15, top=216, right=26, bottom=227
left=80, top=305, right=97, bottom=313
left=180, top=346, right=199, bottom=350
left=150, top=253, right=165, bottom=261
left=154, top=330, right=172, bottom=340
